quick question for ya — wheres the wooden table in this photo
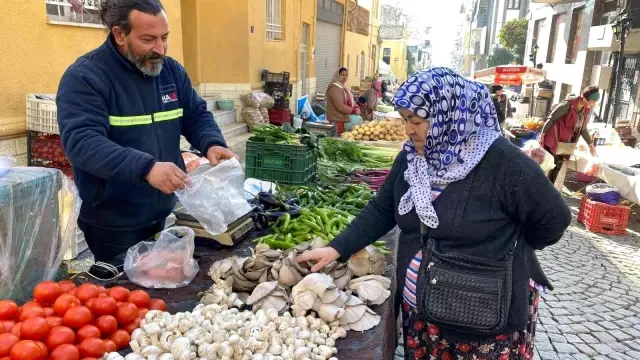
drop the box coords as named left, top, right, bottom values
left=93, top=229, right=400, bottom=360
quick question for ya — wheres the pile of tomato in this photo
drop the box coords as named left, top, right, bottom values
left=0, top=280, right=166, bottom=360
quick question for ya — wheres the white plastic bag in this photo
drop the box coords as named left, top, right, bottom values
left=176, top=158, right=252, bottom=235
left=124, top=227, right=199, bottom=289
left=522, top=140, right=555, bottom=173
left=0, top=157, right=14, bottom=178
left=584, top=157, right=600, bottom=176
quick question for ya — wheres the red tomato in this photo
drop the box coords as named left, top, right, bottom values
left=66, top=289, right=77, bottom=297
left=0, top=322, right=14, bottom=333
left=84, top=298, right=96, bottom=310
left=45, top=316, right=63, bottom=328
left=34, top=342, right=48, bottom=358
left=94, top=316, right=117, bottom=336
left=136, top=308, right=148, bottom=320
left=0, top=301, right=18, bottom=321
left=43, top=308, right=55, bottom=317
left=80, top=358, right=98, bottom=360
left=0, top=357, right=8, bottom=360
left=17, top=307, right=44, bottom=322
left=123, top=318, right=141, bottom=334
left=114, top=303, right=138, bottom=325
left=9, top=340, right=45, bottom=360
left=0, top=333, right=19, bottom=357
left=53, top=295, right=80, bottom=317
left=75, top=325, right=100, bottom=343
left=49, top=344, right=80, bottom=360
left=57, top=281, right=76, bottom=294
left=149, top=299, right=166, bottom=311
left=77, top=338, right=105, bottom=358
left=20, top=301, right=43, bottom=310
left=90, top=297, right=117, bottom=317
left=127, top=291, right=150, bottom=309
left=108, top=330, right=130, bottom=350
left=106, top=287, right=129, bottom=302
left=96, top=286, right=107, bottom=295
left=75, top=284, right=99, bottom=304
left=103, top=339, right=116, bottom=353
left=33, top=281, right=61, bottom=305
left=62, top=307, right=93, bottom=330
left=45, top=326, right=75, bottom=350
left=19, top=317, right=49, bottom=341
left=10, top=323, right=21, bottom=337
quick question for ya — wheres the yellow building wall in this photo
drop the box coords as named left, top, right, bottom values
left=343, top=32, right=374, bottom=84
left=182, top=0, right=316, bottom=89
left=0, top=0, right=184, bottom=138
left=381, top=40, right=408, bottom=82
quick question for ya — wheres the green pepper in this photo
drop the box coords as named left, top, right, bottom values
left=314, top=208, right=331, bottom=225
left=374, top=240, right=387, bottom=247
left=284, top=233, right=293, bottom=244
left=302, top=219, right=322, bottom=232
left=266, top=238, right=295, bottom=250
left=281, top=213, right=291, bottom=231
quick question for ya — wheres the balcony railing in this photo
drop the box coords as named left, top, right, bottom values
left=45, top=0, right=102, bottom=11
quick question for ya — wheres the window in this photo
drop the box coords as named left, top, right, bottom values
left=547, top=13, right=564, bottom=63
left=45, top=0, right=104, bottom=27
left=266, top=0, right=284, bottom=40
left=507, top=0, right=520, bottom=9
left=566, top=7, right=584, bottom=64
left=383, top=48, right=391, bottom=65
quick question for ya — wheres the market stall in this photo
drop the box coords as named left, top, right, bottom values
left=0, top=125, right=403, bottom=360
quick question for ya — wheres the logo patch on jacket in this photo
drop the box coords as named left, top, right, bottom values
left=160, top=84, right=178, bottom=104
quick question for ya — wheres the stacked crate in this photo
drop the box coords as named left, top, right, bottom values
left=262, top=70, right=292, bottom=125
left=25, top=94, right=73, bottom=179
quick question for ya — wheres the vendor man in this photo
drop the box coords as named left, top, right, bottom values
left=56, top=0, right=234, bottom=262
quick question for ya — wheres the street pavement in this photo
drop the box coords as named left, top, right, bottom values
left=395, top=195, right=640, bottom=360
left=534, top=196, right=640, bottom=360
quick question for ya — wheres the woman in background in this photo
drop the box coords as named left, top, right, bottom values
left=326, top=67, right=358, bottom=135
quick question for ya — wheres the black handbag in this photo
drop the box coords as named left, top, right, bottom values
left=415, top=224, right=517, bottom=335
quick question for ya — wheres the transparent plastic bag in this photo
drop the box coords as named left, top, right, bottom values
left=242, top=107, right=267, bottom=131
left=584, top=157, right=600, bottom=177
left=0, top=168, right=81, bottom=302
left=522, top=140, right=555, bottom=173
left=0, top=157, right=14, bottom=178
left=176, top=158, right=252, bottom=235
left=124, top=227, right=199, bottom=289
left=241, top=92, right=274, bottom=109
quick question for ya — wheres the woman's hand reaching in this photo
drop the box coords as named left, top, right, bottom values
left=296, top=247, right=341, bottom=272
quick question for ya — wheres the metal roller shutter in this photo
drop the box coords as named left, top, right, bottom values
left=315, top=21, right=342, bottom=94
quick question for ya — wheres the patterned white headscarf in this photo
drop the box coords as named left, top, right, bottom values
left=392, top=68, right=502, bottom=228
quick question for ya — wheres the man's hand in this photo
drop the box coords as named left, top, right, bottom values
left=207, top=146, right=236, bottom=166
left=146, top=162, right=191, bottom=194
left=589, top=143, right=597, bottom=157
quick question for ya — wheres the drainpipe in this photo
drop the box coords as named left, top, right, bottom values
left=340, top=1, right=349, bottom=66
left=603, top=51, right=619, bottom=124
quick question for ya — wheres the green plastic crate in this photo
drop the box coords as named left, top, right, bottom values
left=245, top=141, right=317, bottom=185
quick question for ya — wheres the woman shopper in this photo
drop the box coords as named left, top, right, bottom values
left=357, top=83, right=380, bottom=121
left=539, top=86, right=600, bottom=183
left=298, top=67, right=571, bottom=359
left=326, top=67, right=358, bottom=136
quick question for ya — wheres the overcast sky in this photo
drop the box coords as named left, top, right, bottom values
left=380, top=0, right=466, bottom=67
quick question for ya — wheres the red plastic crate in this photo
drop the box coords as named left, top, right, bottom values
left=31, top=134, right=69, bottom=163
left=269, top=108, right=292, bottom=125
left=578, top=197, right=630, bottom=235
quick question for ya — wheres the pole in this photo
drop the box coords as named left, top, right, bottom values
left=603, top=51, right=619, bottom=123
left=528, top=49, right=537, bottom=117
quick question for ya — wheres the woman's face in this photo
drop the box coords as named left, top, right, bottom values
left=339, top=70, right=348, bottom=83
left=399, top=108, right=430, bottom=154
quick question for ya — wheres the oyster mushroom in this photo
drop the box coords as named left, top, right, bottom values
left=344, top=307, right=381, bottom=332
left=347, top=245, right=387, bottom=277
left=347, top=276, right=391, bottom=305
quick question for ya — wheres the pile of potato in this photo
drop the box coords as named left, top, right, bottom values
left=341, top=120, right=408, bottom=142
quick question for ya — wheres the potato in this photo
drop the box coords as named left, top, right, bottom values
left=385, top=135, right=392, bottom=141
left=363, top=135, right=370, bottom=141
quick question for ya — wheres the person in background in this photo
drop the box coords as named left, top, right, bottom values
left=56, top=0, right=234, bottom=263
left=499, top=93, right=513, bottom=119
left=490, top=84, right=506, bottom=126
left=540, top=86, right=599, bottom=183
left=326, top=67, right=359, bottom=136
left=357, top=83, right=379, bottom=121
left=372, top=74, right=383, bottom=98
left=298, top=67, right=571, bottom=359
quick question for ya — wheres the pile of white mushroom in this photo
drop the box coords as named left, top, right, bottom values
left=289, top=273, right=390, bottom=332
left=208, top=241, right=387, bottom=296
left=103, top=303, right=346, bottom=360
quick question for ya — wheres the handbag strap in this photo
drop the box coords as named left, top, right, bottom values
left=420, top=221, right=518, bottom=257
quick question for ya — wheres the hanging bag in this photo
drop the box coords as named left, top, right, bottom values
left=415, top=224, right=517, bottom=335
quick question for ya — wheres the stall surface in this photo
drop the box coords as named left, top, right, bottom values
left=86, top=229, right=399, bottom=360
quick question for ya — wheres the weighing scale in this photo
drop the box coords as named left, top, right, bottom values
left=172, top=204, right=255, bottom=246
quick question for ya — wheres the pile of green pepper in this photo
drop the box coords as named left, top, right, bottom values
left=284, top=184, right=373, bottom=216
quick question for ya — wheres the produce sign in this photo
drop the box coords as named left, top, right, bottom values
left=0, top=281, right=165, bottom=360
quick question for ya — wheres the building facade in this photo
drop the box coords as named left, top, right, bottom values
left=0, top=0, right=185, bottom=164
left=342, top=0, right=382, bottom=87
left=379, top=25, right=409, bottom=82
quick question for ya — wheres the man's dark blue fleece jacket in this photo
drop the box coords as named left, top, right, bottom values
left=56, top=36, right=226, bottom=231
